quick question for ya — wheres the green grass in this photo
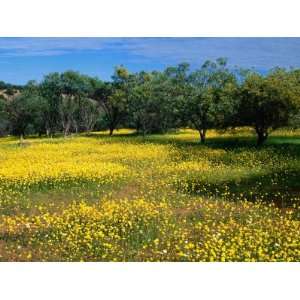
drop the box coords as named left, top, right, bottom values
left=1, top=128, right=300, bottom=261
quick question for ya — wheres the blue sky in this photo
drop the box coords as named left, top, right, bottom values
left=0, top=38, right=300, bottom=84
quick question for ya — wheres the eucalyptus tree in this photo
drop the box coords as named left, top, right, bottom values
left=129, top=71, right=171, bottom=135
left=288, top=69, right=300, bottom=129
left=59, top=71, right=95, bottom=135
left=0, top=97, right=9, bottom=136
left=163, top=63, right=191, bottom=130
left=236, top=68, right=300, bottom=145
left=92, top=66, right=132, bottom=135
left=185, top=58, right=237, bottom=143
left=127, top=71, right=151, bottom=134
left=77, top=98, right=100, bottom=132
left=6, top=81, right=48, bottom=140
left=127, top=64, right=187, bottom=135
left=40, top=72, right=63, bottom=136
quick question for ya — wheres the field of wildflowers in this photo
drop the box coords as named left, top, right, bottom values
left=0, top=128, right=300, bottom=261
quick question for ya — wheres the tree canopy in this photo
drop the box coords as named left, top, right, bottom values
left=0, top=60, right=300, bottom=145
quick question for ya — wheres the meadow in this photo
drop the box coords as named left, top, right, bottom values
left=0, top=128, right=300, bottom=261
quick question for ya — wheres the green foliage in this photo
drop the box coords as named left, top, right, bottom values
left=7, top=85, right=48, bottom=137
left=40, top=73, right=63, bottom=135
left=0, top=98, right=10, bottom=136
left=184, top=58, right=238, bottom=142
left=1, top=59, right=300, bottom=143
left=129, top=70, right=177, bottom=134
left=236, top=68, right=300, bottom=145
left=92, top=67, right=131, bottom=135
left=40, top=71, right=97, bottom=136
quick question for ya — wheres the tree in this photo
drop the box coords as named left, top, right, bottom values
left=0, top=97, right=10, bottom=136
left=129, top=71, right=153, bottom=135
left=92, top=67, right=131, bottom=136
left=1, top=62, right=300, bottom=142
left=184, top=58, right=237, bottom=143
left=75, top=97, right=99, bottom=132
left=41, top=71, right=95, bottom=136
left=129, top=71, right=173, bottom=135
left=163, top=63, right=191, bottom=131
left=236, top=69, right=300, bottom=145
left=40, top=73, right=63, bottom=136
left=0, top=81, right=22, bottom=100
left=288, top=69, right=300, bottom=129
left=7, top=84, right=47, bottom=140
left=92, top=82, right=115, bottom=135
left=128, top=66, right=187, bottom=135
left=59, top=71, right=94, bottom=136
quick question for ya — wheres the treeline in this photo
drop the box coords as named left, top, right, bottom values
left=1, top=58, right=300, bottom=145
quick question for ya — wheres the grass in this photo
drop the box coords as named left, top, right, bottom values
left=0, top=128, right=300, bottom=261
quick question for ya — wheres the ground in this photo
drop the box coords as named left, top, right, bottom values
left=0, top=128, right=300, bottom=261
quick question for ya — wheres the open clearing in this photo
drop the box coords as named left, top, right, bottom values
left=1, top=128, right=300, bottom=261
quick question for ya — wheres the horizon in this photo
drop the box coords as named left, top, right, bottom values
left=1, top=37, right=300, bottom=84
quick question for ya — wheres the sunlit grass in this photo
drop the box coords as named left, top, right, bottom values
left=0, top=128, right=300, bottom=261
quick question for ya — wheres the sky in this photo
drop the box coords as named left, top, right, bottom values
left=0, top=37, right=300, bottom=84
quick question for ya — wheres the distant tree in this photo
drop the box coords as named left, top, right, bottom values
left=41, top=71, right=95, bottom=136
left=288, top=69, right=300, bottom=129
left=128, top=71, right=149, bottom=134
left=73, top=97, right=99, bottom=132
left=129, top=71, right=160, bottom=135
left=0, top=97, right=10, bottom=136
left=7, top=84, right=47, bottom=140
left=92, top=82, right=114, bottom=135
left=92, top=67, right=131, bottom=136
left=60, top=71, right=95, bottom=135
left=236, top=68, right=300, bottom=145
left=163, top=63, right=191, bottom=130
left=184, top=58, right=237, bottom=143
left=129, top=65, right=187, bottom=135
left=0, top=81, right=6, bottom=90
left=25, top=80, right=50, bottom=136
left=40, top=73, right=63, bottom=136
left=1, top=61, right=300, bottom=143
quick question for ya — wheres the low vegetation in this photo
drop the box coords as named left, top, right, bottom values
left=0, top=129, right=300, bottom=261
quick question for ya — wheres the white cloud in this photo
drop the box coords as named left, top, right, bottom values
left=0, top=38, right=110, bottom=56
left=0, top=38, right=300, bottom=70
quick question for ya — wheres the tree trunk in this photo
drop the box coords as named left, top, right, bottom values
left=199, top=129, right=206, bottom=144
left=256, top=127, right=268, bottom=146
left=135, top=120, right=141, bottom=134
left=109, top=127, right=114, bottom=136
left=64, top=122, right=71, bottom=137
left=142, top=121, right=147, bottom=137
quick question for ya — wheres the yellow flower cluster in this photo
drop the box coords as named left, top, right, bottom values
left=1, top=198, right=300, bottom=261
left=0, top=198, right=171, bottom=261
left=0, top=141, right=128, bottom=189
left=0, top=128, right=299, bottom=261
